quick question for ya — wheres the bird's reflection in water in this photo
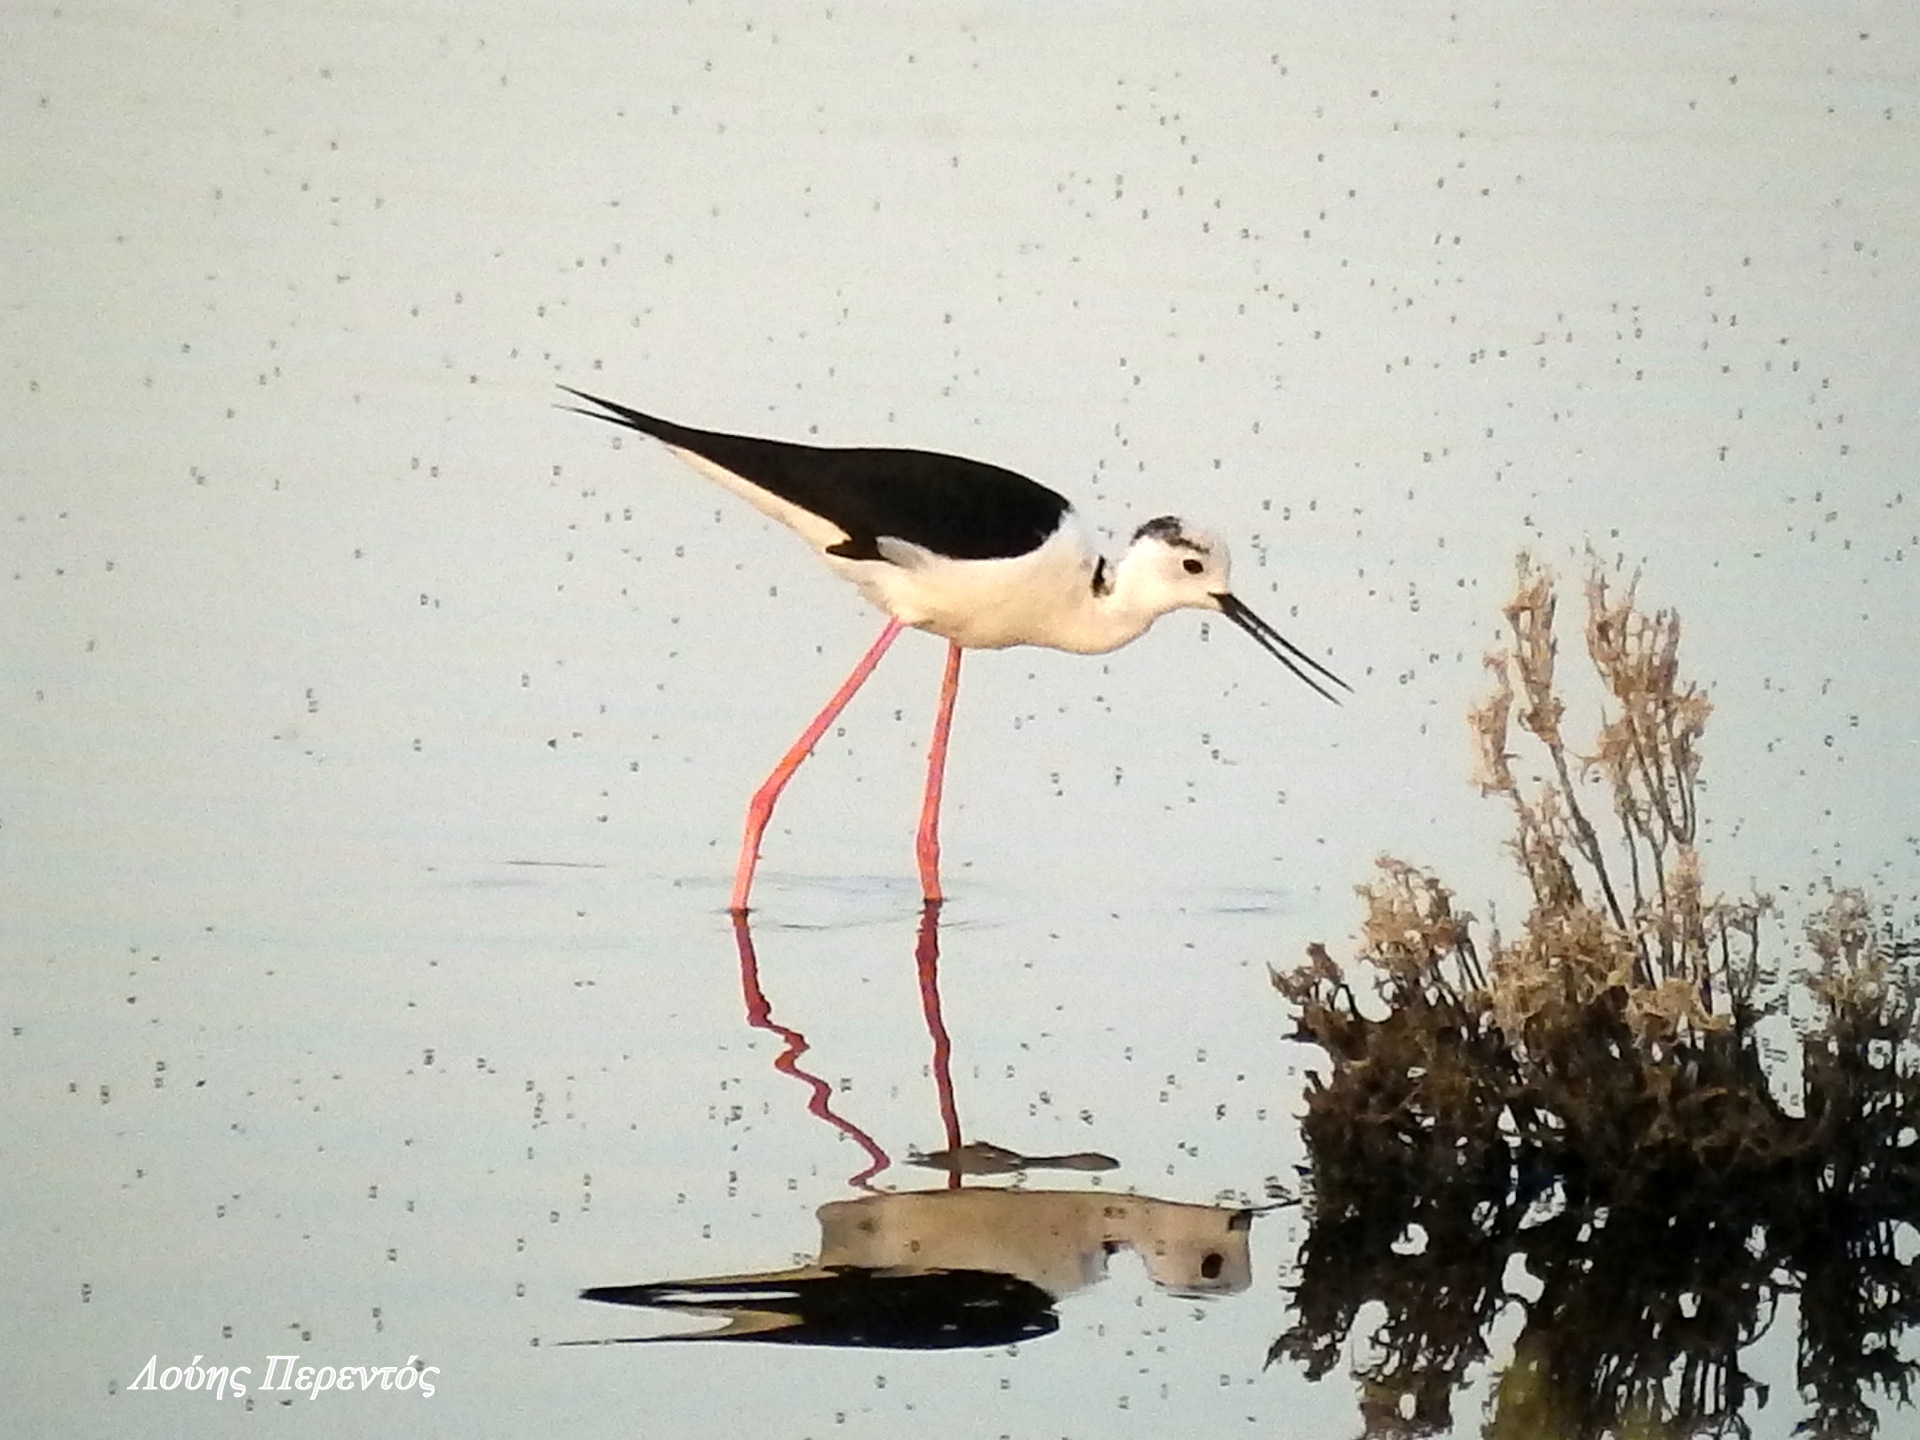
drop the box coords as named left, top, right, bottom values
left=575, top=903, right=1255, bottom=1350
left=728, top=908, right=891, bottom=1189
left=907, top=1140, right=1119, bottom=1176
left=579, top=1189, right=1251, bottom=1349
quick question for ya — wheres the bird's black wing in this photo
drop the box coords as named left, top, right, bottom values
left=578, top=1267, right=1060, bottom=1350
left=561, top=388, right=1070, bottom=562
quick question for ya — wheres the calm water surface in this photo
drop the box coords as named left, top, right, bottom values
left=6, top=3, right=1917, bottom=1435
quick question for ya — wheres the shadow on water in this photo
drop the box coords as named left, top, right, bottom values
left=571, top=902, right=1260, bottom=1351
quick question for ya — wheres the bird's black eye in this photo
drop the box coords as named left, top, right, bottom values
left=1183, top=557, right=1204, bottom=575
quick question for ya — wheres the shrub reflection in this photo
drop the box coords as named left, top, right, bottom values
left=1273, top=556, right=1920, bottom=1438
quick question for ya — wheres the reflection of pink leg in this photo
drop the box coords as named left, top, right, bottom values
left=915, top=642, right=963, bottom=906
left=732, top=911, right=889, bottom=1189
left=914, top=901, right=963, bottom=1189
left=731, top=619, right=905, bottom=914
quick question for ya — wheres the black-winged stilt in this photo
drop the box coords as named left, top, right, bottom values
left=562, top=388, right=1347, bottom=912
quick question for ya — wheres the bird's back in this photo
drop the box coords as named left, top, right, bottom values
left=562, top=389, right=1070, bottom=562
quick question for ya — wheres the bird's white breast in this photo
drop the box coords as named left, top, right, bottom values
left=827, top=522, right=1136, bottom=654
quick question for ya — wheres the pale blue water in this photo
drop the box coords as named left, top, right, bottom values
left=5, top=3, right=1917, bottom=1434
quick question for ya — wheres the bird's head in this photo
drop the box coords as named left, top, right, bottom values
left=1119, top=515, right=1349, bottom=703
left=1120, top=515, right=1234, bottom=608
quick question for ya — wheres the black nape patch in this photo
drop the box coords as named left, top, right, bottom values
left=1132, top=515, right=1205, bottom=552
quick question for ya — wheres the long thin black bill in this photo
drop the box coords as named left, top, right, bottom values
left=1214, top=593, right=1350, bottom=704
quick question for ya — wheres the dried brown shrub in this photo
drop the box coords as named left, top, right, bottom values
left=1271, top=555, right=1920, bottom=1439
left=1277, top=555, right=1794, bottom=1194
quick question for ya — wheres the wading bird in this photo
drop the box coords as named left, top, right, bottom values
left=563, top=388, right=1347, bottom=912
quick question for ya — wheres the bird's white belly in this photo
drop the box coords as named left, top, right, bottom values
left=824, top=529, right=1117, bottom=653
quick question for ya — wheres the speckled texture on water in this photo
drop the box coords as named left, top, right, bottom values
left=4, top=3, right=1917, bottom=1435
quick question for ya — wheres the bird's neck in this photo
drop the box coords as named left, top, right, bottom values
left=1050, top=553, right=1169, bottom=655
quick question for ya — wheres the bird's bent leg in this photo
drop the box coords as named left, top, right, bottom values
left=731, top=618, right=906, bottom=913
left=914, top=641, right=963, bottom=906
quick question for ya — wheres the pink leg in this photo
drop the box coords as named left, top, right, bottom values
left=731, top=619, right=905, bottom=913
left=915, top=641, right=963, bottom=906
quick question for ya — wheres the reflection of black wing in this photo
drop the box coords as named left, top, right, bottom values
left=577, top=1266, right=1059, bottom=1350
left=560, top=388, right=1071, bottom=562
